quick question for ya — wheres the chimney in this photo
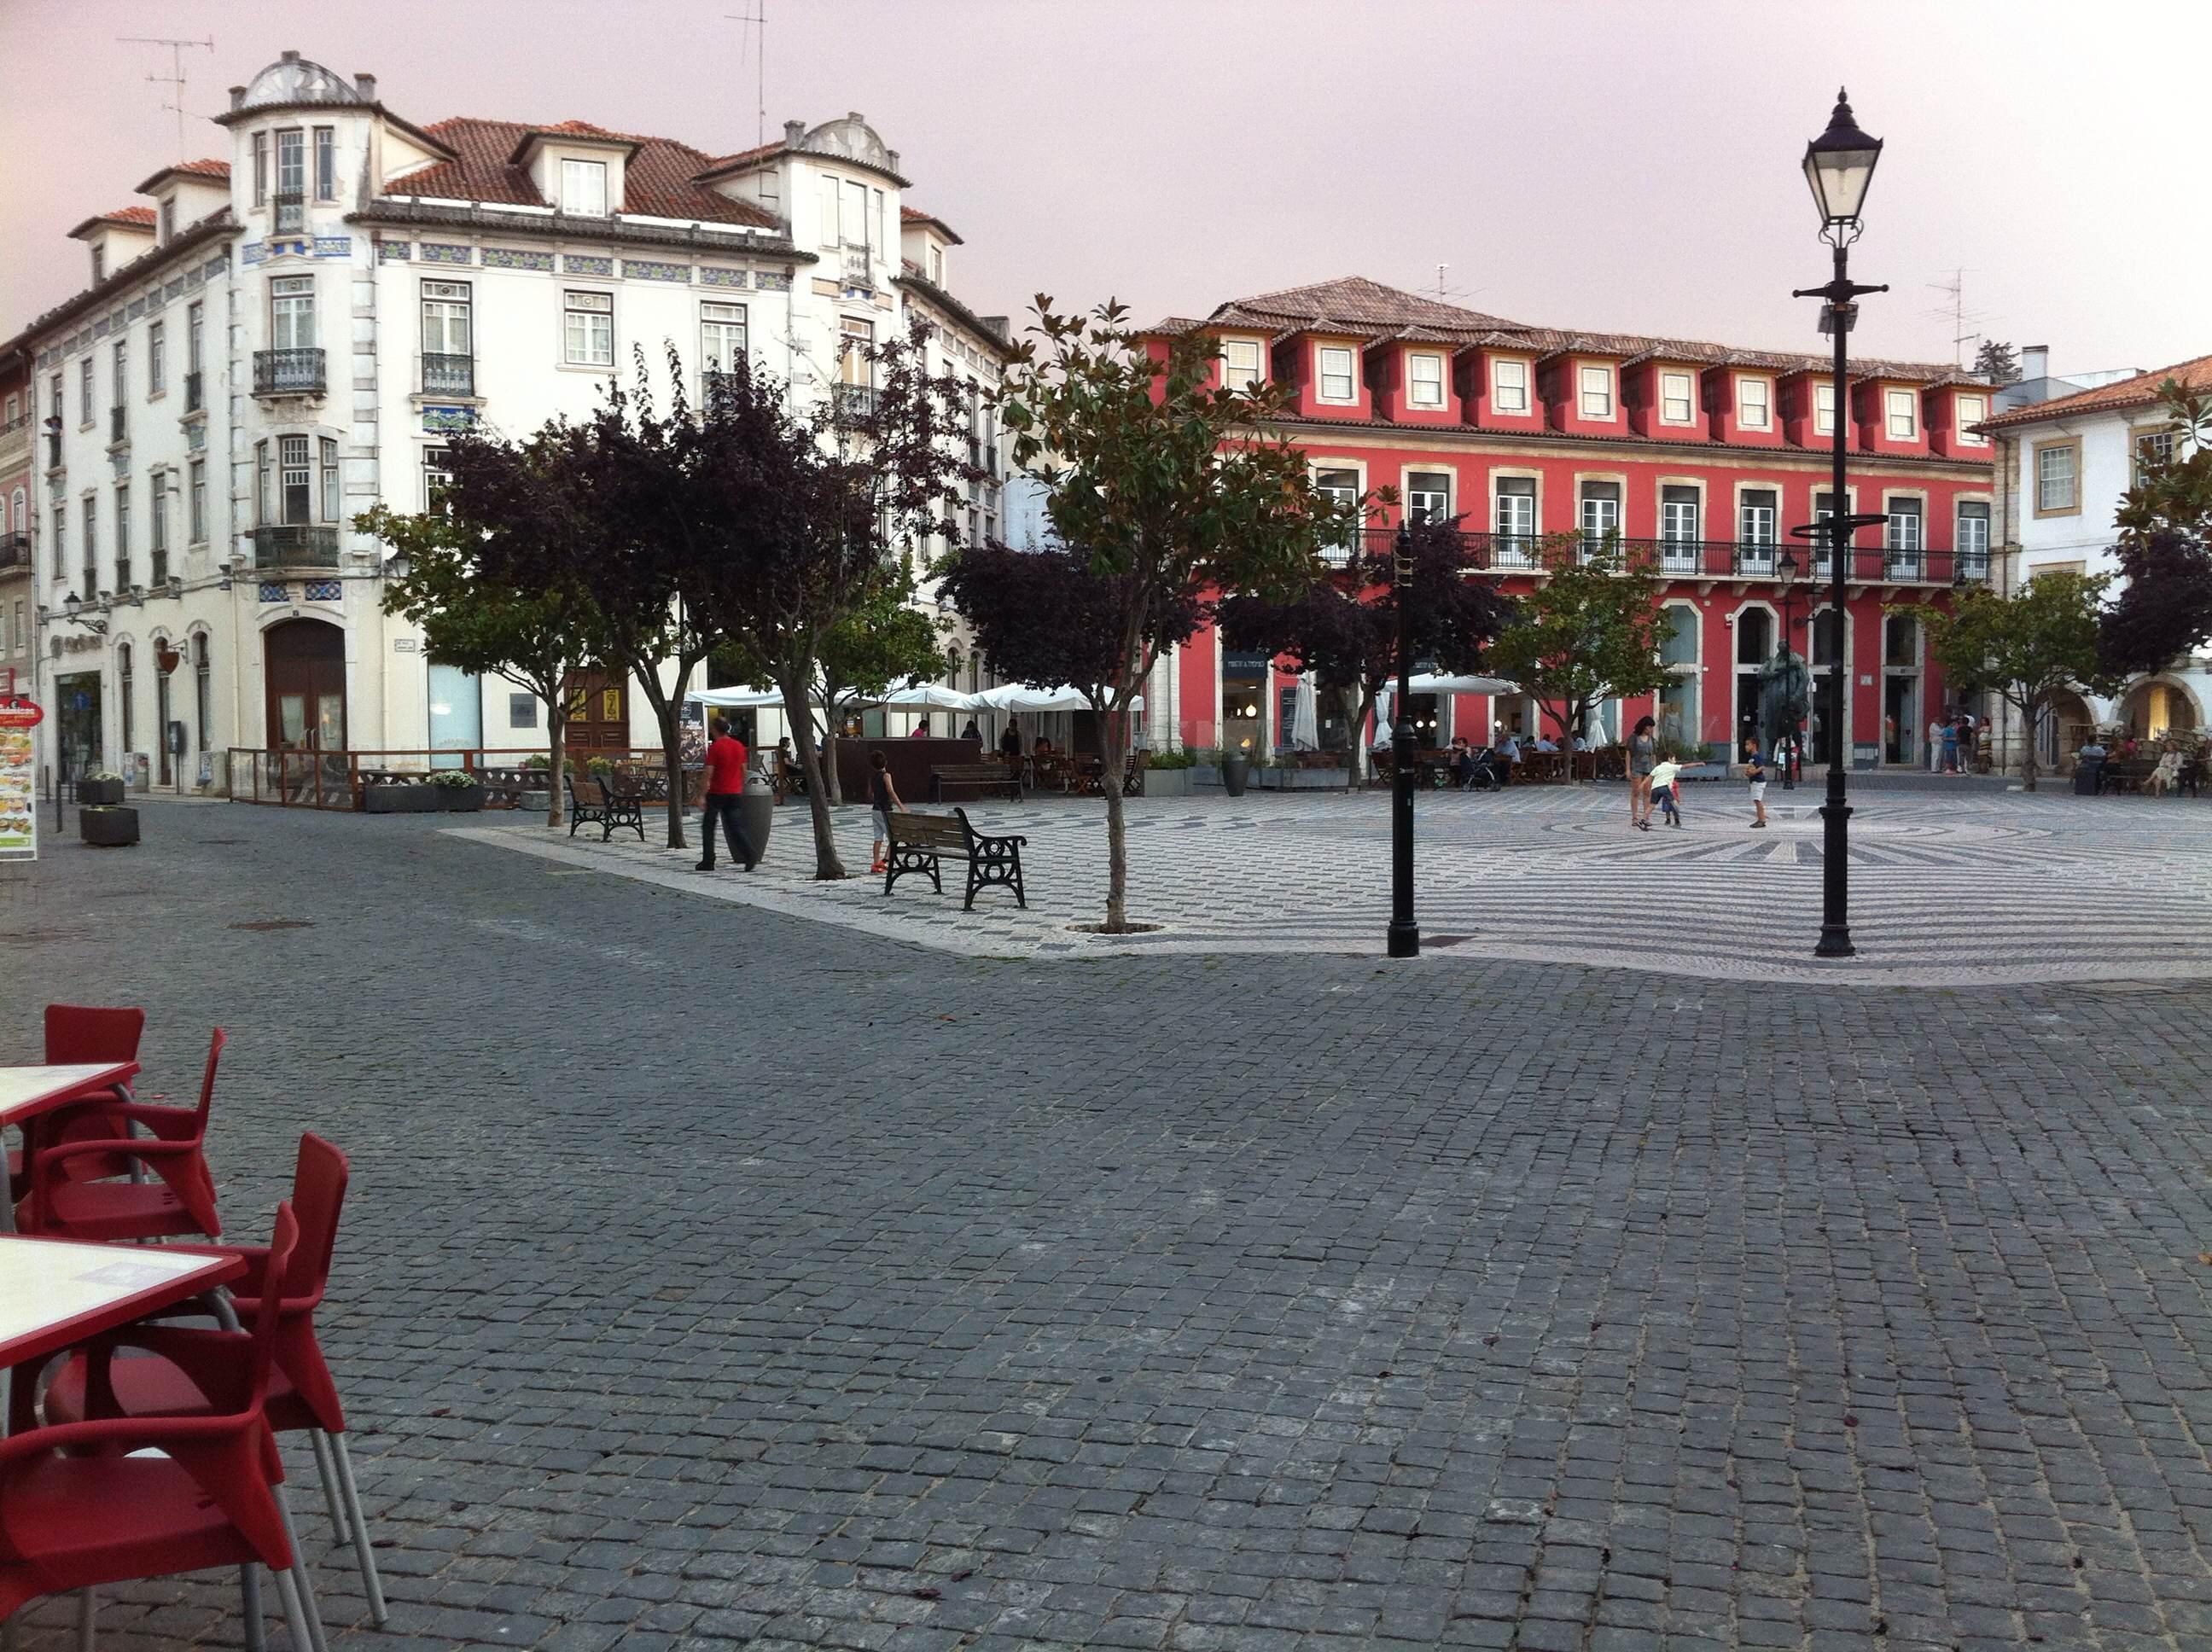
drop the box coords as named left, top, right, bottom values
left=847, top=111, right=865, bottom=124
left=2023, top=345, right=2050, bottom=382
left=281, top=49, right=300, bottom=63
left=228, top=84, right=246, bottom=112
left=783, top=119, right=806, bottom=147
left=355, top=72, right=377, bottom=100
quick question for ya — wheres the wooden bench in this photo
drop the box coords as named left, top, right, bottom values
left=930, top=762, right=1024, bottom=802
left=567, top=775, right=646, bottom=842
left=2099, top=758, right=2153, bottom=795
left=884, top=808, right=1027, bottom=910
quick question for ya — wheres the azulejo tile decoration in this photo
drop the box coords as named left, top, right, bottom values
left=622, top=259, right=690, bottom=282
left=481, top=247, right=556, bottom=272
left=700, top=267, right=750, bottom=288
left=419, top=242, right=474, bottom=265
left=377, top=241, right=413, bottom=262
left=303, top=580, right=343, bottom=603
left=258, top=583, right=289, bottom=603
left=754, top=270, right=792, bottom=292
left=241, top=242, right=268, bottom=266
left=314, top=236, right=352, bottom=258
left=422, top=405, right=478, bottom=433
left=562, top=254, right=614, bottom=276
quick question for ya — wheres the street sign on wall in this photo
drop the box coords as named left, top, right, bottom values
left=0, top=695, right=44, bottom=861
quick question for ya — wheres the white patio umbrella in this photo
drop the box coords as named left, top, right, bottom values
left=686, top=685, right=794, bottom=709
left=877, top=683, right=985, bottom=711
left=972, top=682, right=1091, bottom=713
left=1289, top=673, right=1320, bottom=750
left=1406, top=672, right=1521, bottom=696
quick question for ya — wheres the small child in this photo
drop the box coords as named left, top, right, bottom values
left=1745, top=737, right=1769, bottom=829
left=1648, top=757, right=1684, bottom=828
left=868, top=750, right=903, bottom=875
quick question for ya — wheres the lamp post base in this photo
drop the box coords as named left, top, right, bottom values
left=1814, top=788, right=1854, bottom=957
left=1386, top=920, right=1420, bottom=959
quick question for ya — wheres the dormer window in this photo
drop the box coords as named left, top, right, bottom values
left=1222, top=339, right=1262, bottom=393
left=1814, top=382, right=1837, bottom=436
left=1737, top=376, right=1772, bottom=430
left=1955, top=393, right=1988, bottom=445
left=1884, top=387, right=1918, bottom=440
left=90, top=244, right=106, bottom=282
left=928, top=246, right=944, bottom=284
left=561, top=159, right=609, bottom=215
left=1317, top=346, right=1356, bottom=404
left=1491, top=358, right=1530, bottom=414
left=1407, top=352, right=1445, bottom=410
left=1659, top=370, right=1694, bottom=424
left=1578, top=364, right=1615, bottom=419
left=159, top=196, right=177, bottom=242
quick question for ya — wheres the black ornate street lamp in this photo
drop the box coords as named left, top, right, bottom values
left=1386, top=523, right=1419, bottom=958
left=1790, top=89, right=1889, bottom=959
left=1777, top=548, right=1802, bottom=790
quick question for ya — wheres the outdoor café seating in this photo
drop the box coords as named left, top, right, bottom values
left=3, top=1009, right=384, bottom=1650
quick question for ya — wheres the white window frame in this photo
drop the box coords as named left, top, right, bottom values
left=1490, top=356, right=1530, bottom=415
left=188, top=459, right=207, bottom=544
left=1316, top=346, right=1357, bottom=404
left=270, top=276, right=317, bottom=352
left=1954, top=393, right=1988, bottom=446
left=1736, top=375, right=1772, bottom=431
left=1578, top=479, right=1622, bottom=549
left=700, top=300, right=749, bottom=376
left=148, top=321, right=166, bottom=398
left=1884, top=387, right=1918, bottom=440
left=79, top=358, right=95, bottom=428
left=313, top=126, right=337, bottom=201
left=1813, top=382, right=1837, bottom=437
left=562, top=289, right=614, bottom=367
left=1955, top=500, right=1991, bottom=571
left=421, top=280, right=473, bottom=358
left=1493, top=475, right=1539, bottom=559
left=1577, top=364, right=1615, bottom=420
left=1313, top=465, right=1361, bottom=556
left=1406, top=352, right=1445, bottom=410
left=1404, top=470, right=1452, bottom=525
left=2034, top=440, right=2080, bottom=516
left=1658, top=370, right=1695, bottom=425
left=560, top=159, right=609, bottom=217
left=1220, top=338, right=1262, bottom=393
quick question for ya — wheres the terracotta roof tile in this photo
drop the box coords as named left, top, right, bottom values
left=174, top=158, right=231, bottom=179
left=395, top=117, right=777, bottom=228
left=1980, top=352, right=2212, bottom=429
left=899, top=204, right=963, bottom=245
left=102, top=206, right=157, bottom=228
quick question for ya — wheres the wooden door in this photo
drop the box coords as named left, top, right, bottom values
left=264, top=619, right=346, bottom=750
left=564, top=670, right=630, bottom=753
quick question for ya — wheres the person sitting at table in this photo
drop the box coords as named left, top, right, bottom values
left=961, top=716, right=982, bottom=742
left=1493, top=728, right=1522, bottom=764
left=1034, top=735, right=1055, bottom=757
left=1571, top=734, right=1591, bottom=753
left=1448, top=736, right=1479, bottom=788
left=1534, top=734, right=1558, bottom=753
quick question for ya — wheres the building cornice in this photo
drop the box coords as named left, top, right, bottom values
left=894, top=275, right=1012, bottom=359
left=4, top=212, right=238, bottom=360
left=348, top=200, right=813, bottom=263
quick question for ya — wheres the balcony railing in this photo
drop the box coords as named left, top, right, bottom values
left=184, top=370, right=204, bottom=413
left=252, top=523, right=341, bottom=570
left=273, top=191, right=306, bottom=234
left=0, top=533, right=31, bottom=573
left=0, top=412, right=27, bottom=436
left=832, top=383, right=877, bottom=422
left=1334, top=527, right=1992, bottom=586
left=253, top=348, right=326, bottom=397
left=422, top=353, right=474, bottom=398
left=109, top=406, right=128, bottom=445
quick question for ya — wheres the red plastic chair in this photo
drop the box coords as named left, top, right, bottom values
left=6, top=1005, right=146, bottom=1203
left=44, top=1134, right=387, bottom=1626
left=16, top=1029, right=226, bottom=1242
left=0, top=1204, right=323, bottom=1652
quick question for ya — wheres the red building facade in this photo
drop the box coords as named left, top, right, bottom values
left=1146, top=279, right=2000, bottom=768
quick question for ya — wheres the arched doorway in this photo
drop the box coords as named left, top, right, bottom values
left=2120, top=678, right=2203, bottom=742
left=2040, top=689, right=2095, bottom=772
left=264, top=619, right=347, bottom=750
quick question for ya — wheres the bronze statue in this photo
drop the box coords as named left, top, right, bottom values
left=1759, top=647, right=1811, bottom=759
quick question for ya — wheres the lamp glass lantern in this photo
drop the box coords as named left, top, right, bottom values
left=1802, top=89, right=1883, bottom=230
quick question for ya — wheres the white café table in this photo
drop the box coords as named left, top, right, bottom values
left=0, top=1061, right=139, bottom=1236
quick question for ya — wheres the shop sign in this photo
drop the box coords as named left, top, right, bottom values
left=0, top=695, right=43, bottom=861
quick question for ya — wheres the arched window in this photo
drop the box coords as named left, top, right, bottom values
left=1735, top=608, right=1773, bottom=665
left=1883, top=613, right=1918, bottom=666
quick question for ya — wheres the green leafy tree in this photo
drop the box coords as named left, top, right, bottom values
left=1919, top=570, right=2118, bottom=789
left=363, top=504, right=597, bottom=828
left=946, top=300, right=1354, bottom=932
left=1482, top=536, right=1674, bottom=751
left=2101, top=383, right=2212, bottom=678
left=1972, top=340, right=2022, bottom=386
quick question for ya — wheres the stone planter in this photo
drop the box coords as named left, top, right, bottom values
left=78, top=777, right=125, bottom=807
left=1144, top=767, right=1193, bottom=797
left=434, top=783, right=486, bottom=812
left=520, top=788, right=551, bottom=814
left=399, top=784, right=442, bottom=812
left=1221, top=753, right=1250, bottom=797
left=79, top=806, right=139, bottom=847
left=364, top=783, right=417, bottom=814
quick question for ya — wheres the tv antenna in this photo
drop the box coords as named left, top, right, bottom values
left=725, top=3, right=768, bottom=152
left=119, top=35, right=215, bottom=157
left=1924, top=267, right=1989, bottom=369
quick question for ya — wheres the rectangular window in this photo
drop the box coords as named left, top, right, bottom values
left=189, top=459, right=207, bottom=543
left=148, top=321, right=166, bottom=396
left=271, top=275, right=316, bottom=350
left=275, top=128, right=306, bottom=230
left=1493, top=476, right=1537, bottom=559
left=1406, top=471, right=1451, bottom=525
left=1578, top=480, right=1621, bottom=548
left=90, top=244, right=106, bottom=283
left=1578, top=365, right=1615, bottom=419
left=1884, top=387, right=1918, bottom=439
left=187, top=301, right=205, bottom=374
left=160, top=195, right=177, bottom=241
left=838, top=317, right=875, bottom=387
left=114, top=484, right=131, bottom=589
left=255, top=440, right=271, bottom=526
left=423, top=446, right=453, bottom=514
left=50, top=372, right=63, bottom=429
left=1659, top=370, right=1694, bottom=424
left=81, top=497, right=96, bottom=590
left=280, top=435, right=312, bottom=525
left=1814, top=382, right=1837, bottom=436
left=1317, top=346, right=1356, bottom=403
left=700, top=301, right=748, bottom=375
left=1658, top=605, right=1698, bottom=668
left=1956, top=501, right=1990, bottom=575
left=313, top=127, right=336, bottom=201
left=818, top=175, right=841, bottom=249
left=560, top=159, right=608, bottom=216
left=252, top=132, right=268, bottom=206
left=2134, top=428, right=2175, bottom=486
left=1314, top=467, right=1359, bottom=557
left=1660, top=484, right=1700, bottom=543
left=1221, top=339, right=1261, bottom=392
left=1737, top=376, right=1771, bottom=429
left=841, top=178, right=870, bottom=250
left=509, top=693, right=538, bottom=730
left=562, top=290, right=614, bottom=366
left=1407, top=352, right=1445, bottom=409
left=422, top=280, right=473, bottom=370
left=149, top=474, right=168, bottom=553
left=1738, top=488, right=1778, bottom=547
left=320, top=437, right=340, bottom=522
left=2035, top=443, right=2079, bottom=514
left=1886, top=497, right=1924, bottom=551
left=112, top=341, right=127, bottom=409
left=1955, top=393, right=1988, bottom=444
left=79, top=358, right=95, bottom=426
left=1492, top=358, right=1529, bottom=414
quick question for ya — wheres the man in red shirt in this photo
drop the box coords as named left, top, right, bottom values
left=696, top=717, right=757, bottom=872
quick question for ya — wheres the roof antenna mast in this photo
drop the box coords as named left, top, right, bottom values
left=725, top=2, right=768, bottom=151
left=119, top=35, right=215, bottom=157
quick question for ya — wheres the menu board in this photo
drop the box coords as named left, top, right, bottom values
left=0, top=698, right=41, bottom=861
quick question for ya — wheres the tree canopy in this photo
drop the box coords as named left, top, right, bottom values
left=1971, top=340, right=2022, bottom=386
left=1922, top=569, right=2116, bottom=789
left=2100, top=382, right=2212, bottom=679
left=1481, top=537, right=1674, bottom=750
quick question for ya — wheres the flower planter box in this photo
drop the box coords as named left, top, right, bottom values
left=1144, top=767, right=1193, bottom=797
left=434, top=783, right=486, bottom=812
left=364, top=783, right=422, bottom=814
left=1190, top=765, right=1223, bottom=788
left=78, top=777, right=125, bottom=807
left=519, top=789, right=551, bottom=814
left=79, top=806, right=139, bottom=847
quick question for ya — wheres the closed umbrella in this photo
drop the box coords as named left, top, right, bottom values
left=1290, top=673, right=1319, bottom=750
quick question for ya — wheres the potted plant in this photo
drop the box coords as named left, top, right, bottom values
left=429, top=769, right=486, bottom=811
left=78, top=771, right=126, bottom=807
left=1144, top=747, right=1196, bottom=798
left=79, top=805, right=139, bottom=847
left=518, top=753, right=552, bottom=813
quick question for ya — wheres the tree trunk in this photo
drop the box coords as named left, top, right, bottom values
left=653, top=695, right=687, bottom=848
left=2018, top=695, right=2040, bottom=791
left=1099, top=700, right=1128, bottom=932
left=784, top=673, right=847, bottom=879
left=1342, top=685, right=1370, bottom=785
left=545, top=707, right=568, bottom=829
left=821, top=719, right=845, bottom=806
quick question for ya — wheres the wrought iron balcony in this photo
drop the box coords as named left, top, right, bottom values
left=422, top=353, right=474, bottom=398
left=252, top=523, right=341, bottom=569
left=273, top=191, right=306, bottom=234
left=184, top=370, right=204, bottom=413
left=831, top=383, right=877, bottom=422
left=1332, top=527, right=1992, bottom=586
left=0, top=533, right=31, bottom=573
left=109, top=406, right=128, bottom=445
left=253, top=348, right=326, bottom=397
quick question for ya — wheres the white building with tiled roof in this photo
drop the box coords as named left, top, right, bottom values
left=12, top=49, right=1010, bottom=791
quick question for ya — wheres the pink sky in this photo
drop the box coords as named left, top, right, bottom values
left=3, top=0, right=2202, bottom=377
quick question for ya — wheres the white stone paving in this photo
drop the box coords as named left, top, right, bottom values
left=450, top=783, right=2212, bottom=986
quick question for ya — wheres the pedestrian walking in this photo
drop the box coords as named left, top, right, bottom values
left=1745, top=736, right=1769, bottom=828
left=867, top=750, right=904, bottom=875
left=999, top=719, right=1023, bottom=760
left=1941, top=716, right=1960, bottom=774
left=695, top=718, right=758, bottom=873
left=1927, top=715, right=1943, bottom=773
left=1628, top=714, right=1658, bottom=829
left=1647, top=755, right=1685, bottom=829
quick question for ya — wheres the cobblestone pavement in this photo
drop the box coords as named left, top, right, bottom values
left=3, top=802, right=2210, bottom=1652
left=463, top=784, right=2212, bottom=986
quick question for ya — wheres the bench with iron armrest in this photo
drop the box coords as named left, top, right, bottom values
left=930, top=762, right=1025, bottom=802
left=565, top=774, right=647, bottom=841
left=2099, top=758, right=2153, bottom=795
left=884, top=808, right=1028, bottom=910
